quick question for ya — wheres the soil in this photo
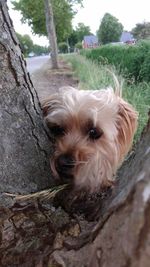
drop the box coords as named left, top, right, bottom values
left=31, top=58, right=79, bottom=102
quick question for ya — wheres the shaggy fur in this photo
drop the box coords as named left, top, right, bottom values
left=42, top=85, right=138, bottom=192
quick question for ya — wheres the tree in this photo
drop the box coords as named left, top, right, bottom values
left=58, top=42, right=68, bottom=53
left=16, top=33, right=33, bottom=56
left=75, top=22, right=92, bottom=42
left=97, top=13, right=123, bottom=44
left=44, top=0, right=58, bottom=69
left=16, top=32, right=49, bottom=56
left=68, top=29, right=78, bottom=50
left=12, top=0, right=83, bottom=68
left=32, top=44, right=49, bottom=56
left=131, top=22, right=150, bottom=40
left=0, top=0, right=53, bottom=204
left=12, top=0, right=83, bottom=43
left=0, top=1, right=150, bottom=266
left=67, top=24, right=92, bottom=51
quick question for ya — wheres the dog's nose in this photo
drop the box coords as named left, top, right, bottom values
left=56, top=155, right=75, bottom=182
left=56, top=154, right=75, bottom=172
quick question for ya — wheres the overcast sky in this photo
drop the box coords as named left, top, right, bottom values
left=7, top=0, right=150, bottom=46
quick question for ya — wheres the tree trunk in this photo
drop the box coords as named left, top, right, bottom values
left=44, top=0, right=59, bottom=69
left=0, top=1, right=150, bottom=266
left=0, top=0, right=54, bottom=207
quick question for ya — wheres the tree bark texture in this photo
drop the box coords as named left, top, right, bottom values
left=44, top=0, right=59, bottom=69
left=0, top=114, right=149, bottom=267
left=0, top=0, right=54, bottom=206
left=55, top=117, right=150, bottom=267
left=0, top=1, right=150, bottom=266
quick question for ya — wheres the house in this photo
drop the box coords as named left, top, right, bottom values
left=120, top=31, right=135, bottom=44
left=82, top=35, right=99, bottom=49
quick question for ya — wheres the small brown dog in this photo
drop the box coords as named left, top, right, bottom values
left=42, top=85, right=138, bottom=192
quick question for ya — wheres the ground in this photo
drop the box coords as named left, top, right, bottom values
left=31, top=58, right=79, bottom=102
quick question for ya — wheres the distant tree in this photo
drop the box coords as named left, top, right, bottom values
left=68, top=30, right=78, bottom=49
left=16, top=33, right=33, bottom=56
left=32, top=44, right=49, bottom=55
left=75, top=42, right=82, bottom=50
left=67, top=24, right=92, bottom=51
left=13, top=0, right=83, bottom=68
left=97, top=13, right=123, bottom=44
left=12, top=0, right=83, bottom=43
left=75, top=23, right=92, bottom=42
left=58, top=42, right=68, bottom=53
left=131, top=22, right=150, bottom=40
left=44, top=0, right=58, bottom=69
left=16, top=32, right=49, bottom=56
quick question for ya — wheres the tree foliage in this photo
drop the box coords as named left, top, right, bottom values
left=97, top=13, right=123, bottom=44
left=12, top=0, right=83, bottom=43
left=131, top=22, right=150, bottom=40
left=16, top=33, right=33, bottom=56
left=16, top=32, right=49, bottom=56
left=68, top=29, right=78, bottom=49
left=58, top=42, right=68, bottom=53
left=67, top=23, right=92, bottom=49
left=32, top=44, right=49, bottom=55
left=75, top=23, right=92, bottom=42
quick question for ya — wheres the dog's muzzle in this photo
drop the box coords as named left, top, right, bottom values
left=56, top=154, right=75, bottom=181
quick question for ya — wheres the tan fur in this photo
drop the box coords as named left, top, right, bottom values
left=42, top=86, right=138, bottom=192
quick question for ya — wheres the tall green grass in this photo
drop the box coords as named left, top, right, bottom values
left=63, top=54, right=150, bottom=142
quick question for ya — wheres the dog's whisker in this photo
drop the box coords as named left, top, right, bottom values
left=75, top=161, right=88, bottom=164
left=66, top=161, right=88, bottom=165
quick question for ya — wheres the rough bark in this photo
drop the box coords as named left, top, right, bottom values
left=44, top=0, right=59, bottom=69
left=0, top=1, right=150, bottom=267
left=0, top=114, right=149, bottom=267
left=51, top=116, right=150, bottom=267
left=0, top=0, right=54, bottom=207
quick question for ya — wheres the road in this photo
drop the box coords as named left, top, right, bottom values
left=26, top=55, right=50, bottom=74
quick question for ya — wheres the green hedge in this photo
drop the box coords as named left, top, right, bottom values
left=81, top=41, right=150, bottom=82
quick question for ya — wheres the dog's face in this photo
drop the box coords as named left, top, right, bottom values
left=42, top=86, right=138, bottom=192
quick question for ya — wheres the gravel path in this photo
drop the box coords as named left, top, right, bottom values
left=30, top=59, right=78, bottom=102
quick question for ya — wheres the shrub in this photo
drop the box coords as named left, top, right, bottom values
left=75, top=42, right=83, bottom=50
left=58, top=42, right=68, bottom=53
left=81, top=41, right=150, bottom=82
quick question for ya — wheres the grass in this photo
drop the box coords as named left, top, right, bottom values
left=5, top=184, right=68, bottom=202
left=63, top=54, right=150, bottom=142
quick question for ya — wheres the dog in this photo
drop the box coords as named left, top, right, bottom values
left=42, top=84, right=138, bottom=192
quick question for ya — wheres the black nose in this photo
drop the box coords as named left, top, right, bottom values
left=57, top=154, right=75, bottom=169
left=56, top=154, right=75, bottom=173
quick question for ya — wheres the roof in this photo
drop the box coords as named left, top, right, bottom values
left=120, top=31, right=134, bottom=42
left=83, top=35, right=98, bottom=45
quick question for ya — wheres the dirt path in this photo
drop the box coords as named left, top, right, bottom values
left=30, top=58, right=79, bottom=102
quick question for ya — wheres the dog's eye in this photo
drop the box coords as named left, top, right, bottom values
left=88, top=127, right=103, bottom=140
left=50, top=126, right=65, bottom=137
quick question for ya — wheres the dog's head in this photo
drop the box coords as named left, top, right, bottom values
left=42, top=86, right=138, bottom=192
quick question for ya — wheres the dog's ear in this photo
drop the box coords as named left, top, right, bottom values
left=41, top=101, right=50, bottom=117
left=41, top=95, right=60, bottom=117
left=116, top=98, right=138, bottom=159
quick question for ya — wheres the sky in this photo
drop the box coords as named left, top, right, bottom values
left=7, top=0, right=150, bottom=46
